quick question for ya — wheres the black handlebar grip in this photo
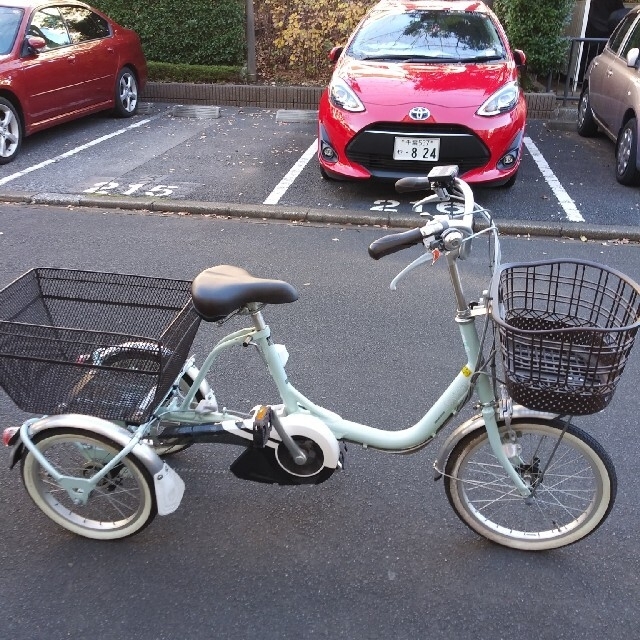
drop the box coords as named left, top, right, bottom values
left=395, top=176, right=432, bottom=193
left=368, top=228, right=425, bottom=260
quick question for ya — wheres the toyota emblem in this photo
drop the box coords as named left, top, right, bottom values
left=409, top=107, right=431, bottom=121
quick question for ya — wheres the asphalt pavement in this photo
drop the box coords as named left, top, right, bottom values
left=1, top=203, right=639, bottom=640
left=1, top=99, right=638, bottom=242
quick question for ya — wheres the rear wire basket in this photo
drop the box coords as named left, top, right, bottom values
left=491, top=259, right=640, bottom=415
left=0, top=268, right=201, bottom=424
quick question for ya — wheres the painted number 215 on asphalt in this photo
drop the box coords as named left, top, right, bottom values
left=83, top=182, right=178, bottom=197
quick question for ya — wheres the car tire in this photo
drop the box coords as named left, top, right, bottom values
left=113, top=67, right=139, bottom=118
left=319, top=164, right=338, bottom=181
left=577, top=87, right=598, bottom=137
left=0, top=97, right=22, bottom=164
left=615, top=118, right=640, bottom=186
left=500, top=170, right=518, bottom=188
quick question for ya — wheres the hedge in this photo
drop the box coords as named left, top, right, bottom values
left=93, top=0, right=246, bottom=66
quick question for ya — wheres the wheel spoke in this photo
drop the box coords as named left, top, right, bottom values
left=22, top=432, right=154, bottom=539
left=444, top=421, right=615, bottom=549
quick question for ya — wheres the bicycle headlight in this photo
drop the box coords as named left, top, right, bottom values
left=328, top=77, right=365, bottom=112
left=477, top=81, right=519, bottom=116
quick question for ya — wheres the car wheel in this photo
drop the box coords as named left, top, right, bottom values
left=500, top=170, right=518, bottom=188
left=615, top=118, right=640, bottom=186
left=577, top=87, right=598, bottom=137
left=319, top=164, right=337, bottom=181
left=0, top=97, right=22, bottom=164
left=113, top=67, right=139, bottom=117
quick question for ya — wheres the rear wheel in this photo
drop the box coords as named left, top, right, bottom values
left=615, top=118, right=640, bottom=186
left=0, top=97, right=22, bottom=164
left=21, top=428, right=156, bottom=539
left=113, top=67, right=139, bottom=117
left=444, top=419, right=616, bottom=550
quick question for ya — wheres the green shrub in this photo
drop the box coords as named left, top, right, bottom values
left=493, top=0, right=573, bottom=76
left=93, top=0, right=246, bottom=66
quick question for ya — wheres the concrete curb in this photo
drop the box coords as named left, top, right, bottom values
left=141, top=82, right=564, bottom=121
left=4, top=190, right=639, bottom=242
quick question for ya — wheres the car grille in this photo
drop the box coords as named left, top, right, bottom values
left=345, top=123, right=490, bottom=177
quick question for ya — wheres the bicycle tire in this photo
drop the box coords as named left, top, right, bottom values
left=443, top=418, right=616, bottom=551
left=21, top=428, right=156, bottom=540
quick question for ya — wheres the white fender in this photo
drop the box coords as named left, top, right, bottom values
left=433, top=406, right=558, bottom=479
left=14, top=414, right=184, bottom=516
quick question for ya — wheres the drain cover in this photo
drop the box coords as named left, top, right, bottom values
left=137, top=102, right=155, bottom=115
left=172, top=105, right=221, bottom=119
left=275, top=110, right=318, bottom=123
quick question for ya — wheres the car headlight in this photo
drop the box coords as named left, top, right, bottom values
left=329, top=77, right=365, bottom=112
left=477, top=81, right=519, bottom=116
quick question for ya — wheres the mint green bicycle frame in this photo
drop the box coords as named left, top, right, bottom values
left=160, top=248, right=532, bottom=498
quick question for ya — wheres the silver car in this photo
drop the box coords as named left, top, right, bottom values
left=578, top=5, right=640, bottom=186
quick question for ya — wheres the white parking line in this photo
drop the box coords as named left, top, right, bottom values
left=263, top=139, right=318, bottom=205
left=0, top=116, right=157, bottom=187
left=523, top=136, right=584, bottom=223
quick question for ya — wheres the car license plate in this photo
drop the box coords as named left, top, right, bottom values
left=393, top=137, right=440, bottom=161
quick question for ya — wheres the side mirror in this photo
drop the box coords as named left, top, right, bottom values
left=25, top=35, right=46, bottom=52
left=626, top=47, right=639, bottom=68
left=513, top=49, right=526, bottom=67
left=328, top=46, right=343, bottom=64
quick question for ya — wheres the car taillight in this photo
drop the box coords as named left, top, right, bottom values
left=2, top=426, right=19, bottom=446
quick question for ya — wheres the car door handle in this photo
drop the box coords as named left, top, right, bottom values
left=606, top=69, right=613, bottom=77
left=68, top=54, right=76, bottom=63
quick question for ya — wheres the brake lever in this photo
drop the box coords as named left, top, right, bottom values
left=390, top=251, right=433, bottom=291
left=412, top=192, right=444, bottom=213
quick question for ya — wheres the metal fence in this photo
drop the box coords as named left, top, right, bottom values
left=541, top=37, right=609, bottom=105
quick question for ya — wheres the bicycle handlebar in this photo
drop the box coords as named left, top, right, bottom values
left=368, top=227, right=426, bottom=260
left=394, top=176, right=432, bottom=193
left=368, top=221, right=449, bottom=260
left=368, top=168, right=477, bottom=262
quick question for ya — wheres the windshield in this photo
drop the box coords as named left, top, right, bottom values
left=347, top=10, right=505, bottom=62
left=0, top=7, right=24, bottom=55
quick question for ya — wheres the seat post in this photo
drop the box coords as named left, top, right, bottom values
left=249, top=304, right=268, bottom=332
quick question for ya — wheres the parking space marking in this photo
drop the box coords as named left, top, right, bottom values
left=263, top=140, right=318, bottom=205
left=523, top=136, right=584, bottom=223
left=0, top=116, right=159, bottom=187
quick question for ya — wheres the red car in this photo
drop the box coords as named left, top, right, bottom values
left=0, top=0, right=147, bottom=164
left=318, top=0, right=526, bottom=187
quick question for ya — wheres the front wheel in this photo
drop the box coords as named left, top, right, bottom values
left=21, top=428, right=156, bottom=539
left=443, top=419, right=616, bottom=551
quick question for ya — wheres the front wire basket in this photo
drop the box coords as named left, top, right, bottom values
left=0, top=268, right=201, bottom=424
left=490, top=259, right=640, bottom=415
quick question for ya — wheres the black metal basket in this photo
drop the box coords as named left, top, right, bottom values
left=0, top=268, right=201, bottom=424
left=491, top=259, right=640, bottom=415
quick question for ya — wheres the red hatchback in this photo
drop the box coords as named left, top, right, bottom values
left=0, top=0, right=147, bottom=164
left=318, top=0, right=526, bottom=186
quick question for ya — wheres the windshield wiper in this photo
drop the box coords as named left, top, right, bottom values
left=359, top=54, right=453, bottom=62
left=458, top=54, right=504, bottom=62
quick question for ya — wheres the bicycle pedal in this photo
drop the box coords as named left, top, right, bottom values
left=252, top=405, right=272, bottom=448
